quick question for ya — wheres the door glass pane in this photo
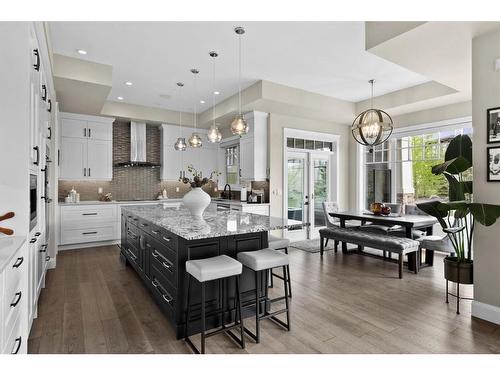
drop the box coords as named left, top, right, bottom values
left=287, top=157, right=305, bottom=228
left=313, top=159, right=328, bottom=228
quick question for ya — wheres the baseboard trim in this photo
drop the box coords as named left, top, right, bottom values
left=47, top=257, right=57, bottom=269
left=472, top=300, right=500, bottom=326
left=58, top=240, right=120, bottom=251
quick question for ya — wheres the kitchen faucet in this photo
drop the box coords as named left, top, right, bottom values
left=222, top=184, right=232, bottom=200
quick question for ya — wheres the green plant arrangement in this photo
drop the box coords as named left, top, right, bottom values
left=417, top=134, right=500, bottom=263
left=179, top=164, right=221, bottom=188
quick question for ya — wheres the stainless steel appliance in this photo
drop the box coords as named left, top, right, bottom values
left=29, top=173, right=37, bottom=231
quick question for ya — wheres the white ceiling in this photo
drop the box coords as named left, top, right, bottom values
left=49, top=21, right=430, bottom=112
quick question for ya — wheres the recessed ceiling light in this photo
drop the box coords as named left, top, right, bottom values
left=214, top=91, right=220, bottom=95
left=200, top=100, right=205, bottom=104
left=117, top=96, right=124, bottom=101
left=77, top=49, right=87, bottom=55
left=125, top=81, right=133, bottom=86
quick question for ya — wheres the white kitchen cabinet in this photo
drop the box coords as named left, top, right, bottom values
left=59, top=112, right=114, bottom=180
left=61, top=137, right=87, bottom=179
left=87, top=139, right=112, bottom=179
left=0, top=238, right=28, bottom=354
left=239, top=111, right=269, bottom=181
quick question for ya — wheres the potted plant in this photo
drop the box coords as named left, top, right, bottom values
left=179, top=165, right=220, bottom=217
left=417, top=134, right=500, bottom=286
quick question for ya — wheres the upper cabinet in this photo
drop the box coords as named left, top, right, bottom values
left=59, top=112, right=114, bottom=180
left=239, top=111, right=269, bottom=181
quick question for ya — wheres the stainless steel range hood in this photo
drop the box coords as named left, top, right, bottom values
left=114, top=121, right=161, bottom=168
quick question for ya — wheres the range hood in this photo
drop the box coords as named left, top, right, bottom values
left=114, top=121, right=161, bottom=168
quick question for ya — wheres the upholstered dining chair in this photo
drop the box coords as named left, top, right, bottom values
left=322, top=202, right=359, bottom=251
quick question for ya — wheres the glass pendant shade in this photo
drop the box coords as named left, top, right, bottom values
left=188, top=133, right=202, bottom=148
left=174, top=137, right=187, bottom=151
left=351, top=80, right=393, bottom=147
left=231, top=114, right=248, bottom=136
left=207, top=125, right=222, bottom=143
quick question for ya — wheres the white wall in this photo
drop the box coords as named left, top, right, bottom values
left=471, top=28, right=500, bottom=318
left=0, top=22, right=31, bottom=236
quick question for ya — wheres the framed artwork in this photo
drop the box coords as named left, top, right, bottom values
left=487, top=146, right=500, bottom=181
left=487, top=107, right=500, bottom=144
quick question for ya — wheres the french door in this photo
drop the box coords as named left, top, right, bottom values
left=285, top=151, right=331, bottom=240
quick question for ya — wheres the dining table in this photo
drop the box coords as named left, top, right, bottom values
left=328, top=209, right=438, bottom=270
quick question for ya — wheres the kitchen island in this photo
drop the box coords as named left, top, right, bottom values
left=120, top=204, right=299, bottom=339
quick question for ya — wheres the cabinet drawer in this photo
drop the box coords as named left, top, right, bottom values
left=3, top=283, right=23, bottom=345
left=3, top=312, right=22, bottom=354
left=61, top=205, right=117, bottom=228
left=123, top=244, right=140, bottom=268
left=150, top=268, right=176, bottom=318
left=4, top=247, right=26, bottom=311
left=149, top=238, right=177, bottom=287
left=60, top=225, right=115, bottom=245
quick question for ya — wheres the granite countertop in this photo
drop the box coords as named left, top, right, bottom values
left=0, top=236, right=26, bottom=272
left=122, top=204, right=301, bottom=240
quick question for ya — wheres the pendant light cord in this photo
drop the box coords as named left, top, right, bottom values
left=213, top=55, right=216, bottom=126
left=238, top=33, right=242, bottom=115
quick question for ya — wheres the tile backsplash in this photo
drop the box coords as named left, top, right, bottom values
left=58, top=121, right=218, bottom=201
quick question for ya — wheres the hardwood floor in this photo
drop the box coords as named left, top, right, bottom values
left=28, top=245, right=500, bottom=354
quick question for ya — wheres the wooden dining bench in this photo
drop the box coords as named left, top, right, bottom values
left=319, top=227, right=420, bottom=279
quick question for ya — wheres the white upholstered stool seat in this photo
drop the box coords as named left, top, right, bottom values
left=268, top=235, right=290, bottom=250
left=186, top=255, right=242, bottom=282
left=237, top=248, right=289, bottom=272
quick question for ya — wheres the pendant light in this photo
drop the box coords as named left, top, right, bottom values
left=207, top=51, right=222, bottom=143
left=351, top=79, right=393, bottom=147
left=174, top=82, right=187, bottom=151
left=230, top=26, right=249, bottom=136
left=188, top=68, right=202, bottom=148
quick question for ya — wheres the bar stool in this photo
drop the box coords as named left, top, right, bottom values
left=184, top=255, right=245, bottom=354
left=237, top=248, right=291, bottom=343
left=268, top=235, right=292, bottom=297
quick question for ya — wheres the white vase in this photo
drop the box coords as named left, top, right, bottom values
left=182, top=187, right=211, bottom=218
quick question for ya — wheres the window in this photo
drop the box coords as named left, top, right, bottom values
left=287, top=137, right=333, bottom=152
left=362, top=125, right=473, bottom=209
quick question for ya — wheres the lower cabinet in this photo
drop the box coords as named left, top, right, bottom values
left=120, top=211, right=268, bottom=339
left=1, top=240, right=28, bottom=354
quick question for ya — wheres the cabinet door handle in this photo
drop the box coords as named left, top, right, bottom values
left=82, top=231, right=98, bottom=235
left=12, top=257, right=24, bottom=268
left=84, top=168, right=86, bottom=176
left=33, top=146, right=40, bottom=166
left=47, top=99, right=52, bottom=113
left=151, top=230, right=159, bottom=235
left=152, top=250, right=159, bottom=258
left=35, top=232, right=41, bottom=236
left=11, top=337, right=22, bottom=354
left=140, top=223, right=148, bottom=227
left=84, top=128, right=87, bottom=137
left=29, top=238, right=37, bottom=244
left=88, top=168, right=91, bottom=177
left=162, top=236, right=171, bottom=242
left=162, top=293, right=173, bottom=304
left=47, top=126, right=52, bottom=139
left=162, top=260, right=173, bottom=270
left=88, top=128, right=91, bottom=138
left=33, top=49, right=40, bottom=71
left=39, top=244, right=48, bottom=253
left=82, top=213, right=98, bottom=216
left=10, top=292, right=22, bottom=307
left=46, top=256, right=50, bottom=262
left=152, top=280, right=159, bottom=288
left=41, top=84, right=47, bottom=101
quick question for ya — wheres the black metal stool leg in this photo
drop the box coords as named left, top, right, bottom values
left=446, top=279, right=449, bottom=304
left=283, top=266, right=291, bottom=331
left=286, top=265, right=292, bottom=298
left=201, top=281, right=206, bottom=354
left=255, top=270, right=261, bottom=343
left=235, top=275, right=245, bottom=349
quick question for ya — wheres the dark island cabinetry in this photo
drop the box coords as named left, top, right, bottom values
left=120, top=209, right=268, bottom=339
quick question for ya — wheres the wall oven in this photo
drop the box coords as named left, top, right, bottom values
left=30, top=173, right=37, bottom=231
